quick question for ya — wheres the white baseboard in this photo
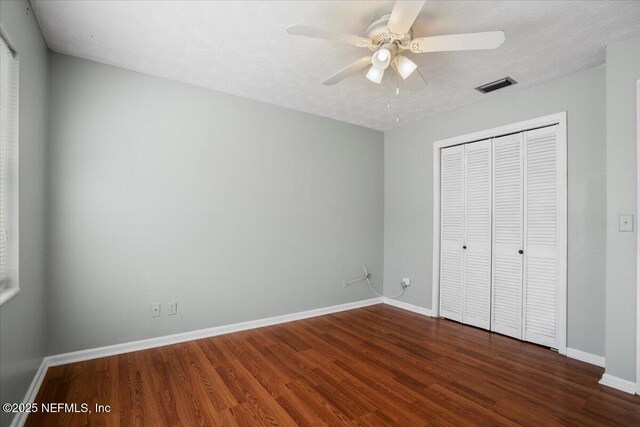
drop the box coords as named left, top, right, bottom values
left=8, top=297, right=383, bottom=426
left=599, top=373, right=637, bottom=394
left=9, top=359, right=48, bottom=427
left=383, top=303, right=610, bottom=372
left=382, top=297, right=434, bottom=317
left=12, top=295, right=634, bottom=427
left=566, top=348, right=605, bottom=367
left=45, top=297, right=383, bottom=367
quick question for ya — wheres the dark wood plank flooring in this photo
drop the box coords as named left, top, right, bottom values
left=27, top=304, right=640, bottom=426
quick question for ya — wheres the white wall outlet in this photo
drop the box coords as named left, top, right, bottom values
left=402, top=278, right=411, bottom=288
left=168, top=302, right=178, bottom=316
left=619, top=214, right=634, bottom=232
left=150, top=303, right=160, bottom=317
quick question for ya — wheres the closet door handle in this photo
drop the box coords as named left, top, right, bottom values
left=463, top=245, right=467, bottom=249
left=518, top=249, right=524, bottom=254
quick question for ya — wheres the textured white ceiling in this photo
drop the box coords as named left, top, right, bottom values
left=31, top=0, right=640, bottom=131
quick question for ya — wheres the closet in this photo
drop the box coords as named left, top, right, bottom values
left=439, top=124, right=564, bottom=350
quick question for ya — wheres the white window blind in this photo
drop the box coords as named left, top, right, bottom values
left=0, top=35, right=19, bottom=305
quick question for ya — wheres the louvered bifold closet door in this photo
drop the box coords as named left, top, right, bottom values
left=523, top=126, right=561, bottom=348
left=463, top=140, right=492, bottom=330
left=491, top=133, right=524, bottom=339
left=440, top=145, right=465, bottom=322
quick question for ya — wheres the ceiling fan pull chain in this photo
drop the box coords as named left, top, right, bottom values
left=387, top=72, right=392, bottom=109
left=396, top=75, right=400, bottom=123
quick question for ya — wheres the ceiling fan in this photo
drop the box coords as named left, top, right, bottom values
left=286, top=0, right=505, bottom=90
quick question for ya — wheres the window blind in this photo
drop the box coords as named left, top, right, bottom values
left=0, top=36, right=18, bottom=291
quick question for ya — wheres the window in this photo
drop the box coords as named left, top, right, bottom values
left=0, top=35, right=19, bottom=306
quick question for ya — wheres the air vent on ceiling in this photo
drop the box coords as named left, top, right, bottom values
left=475, top=77, right=517, bottom=94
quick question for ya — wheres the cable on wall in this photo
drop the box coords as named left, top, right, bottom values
left=343, top=264, right=408, bottom=299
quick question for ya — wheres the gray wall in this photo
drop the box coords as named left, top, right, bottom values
left=384, top=65, right=607, bottom=357
left=46, top=53, right=384, bottom=355
left=0, top=1, right=49, bottom=426
left=605, top=35, right=640, bottom=382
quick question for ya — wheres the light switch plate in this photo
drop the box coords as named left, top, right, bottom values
left=619, top=214, right=634, bottom=232
left=168, top=302, right=178, bottom=316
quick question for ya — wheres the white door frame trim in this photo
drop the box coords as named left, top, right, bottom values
left=431, top=111, right=568, bottom=355
left=636, top=79, right=640, bottom=394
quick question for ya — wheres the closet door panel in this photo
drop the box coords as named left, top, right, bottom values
left=491, top=133, right=523, bottom=339
left=440, top=145, right=465, bottom=322
left=463, top=140, right=491, bottom=330
left=524, top=126, right=560, bottom=348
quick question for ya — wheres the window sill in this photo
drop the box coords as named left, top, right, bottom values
left=0, top=287, right=20, bottom=306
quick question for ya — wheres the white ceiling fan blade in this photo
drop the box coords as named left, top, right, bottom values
left=410, top=31, right=505, bottom=53
left=322, top=57, right=372, bottom=85
left=387, top=1, right=426, bottom=36
left=286, top=25, right=371, bottom=47
left=393, top=63, right=428, bottom=91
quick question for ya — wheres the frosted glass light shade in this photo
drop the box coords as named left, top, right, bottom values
left=372, top=48, right=391, bottom=70
left=366, top=66, right=384, bottom=84
left=395, top=55, right=417, bottom=79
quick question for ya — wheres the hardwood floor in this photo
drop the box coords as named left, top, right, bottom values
left=27, top=304, right=640, bottom=426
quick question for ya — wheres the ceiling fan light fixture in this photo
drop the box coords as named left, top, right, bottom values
left=366, top=65, right=384, bottom=84
left=286, top=0, right=503, bottom=92
left=372, top=48, right=392, bottom=70
left=395, top=55, right=417, bottom=79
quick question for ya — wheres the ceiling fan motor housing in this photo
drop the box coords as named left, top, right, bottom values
left=366, top=14, right=412, bottom=48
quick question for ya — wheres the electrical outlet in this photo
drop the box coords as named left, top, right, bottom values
left=150, top=303, right=160, bottom=318
left=168, top=302, right=178, bottom=316
left=619, top=214, right=634, bottom=232
left=402, top=278, right=411, bottom=288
